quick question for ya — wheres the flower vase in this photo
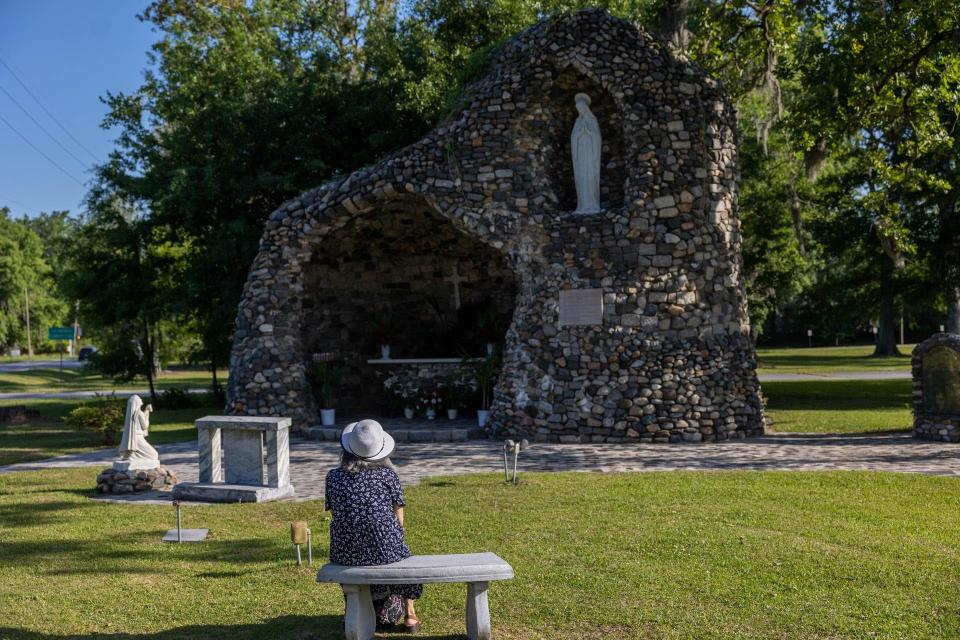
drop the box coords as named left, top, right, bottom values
left=320, top=408, right=336, bottom=426
left=426, top=408, right=436, bottom=420
left=403, top=407, right=415, bottom=419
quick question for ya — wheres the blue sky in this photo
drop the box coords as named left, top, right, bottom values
left=0, top=0, right=154, bottom=218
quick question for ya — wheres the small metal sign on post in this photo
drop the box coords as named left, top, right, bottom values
left=47, top=327, right=75, bottom=390
left=291, top=521, right=312, bottom=566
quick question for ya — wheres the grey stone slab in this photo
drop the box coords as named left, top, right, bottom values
left=197, top=424, right=222, bottom=483
left=222, top=428, right=264, bottom=485
left=162, top=528, right=209, bottom=542
left=196, top=416, right=291, bottom=431
left=316, top=552, right=514, bottom=585
left=172, top=482, right=295, bottom=503
left=265, top=427, right=290, bottom=488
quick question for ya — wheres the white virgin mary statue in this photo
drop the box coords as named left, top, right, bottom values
left=571, top=92, right=602, bottom=214
left=113, top=394, right=160, bottom=471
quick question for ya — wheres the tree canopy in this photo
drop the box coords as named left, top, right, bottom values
left=7, top=0, right=957, bottom=378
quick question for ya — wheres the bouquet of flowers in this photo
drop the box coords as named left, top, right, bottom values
left=416, top=386, right=442, bottom=416
left=383, top=373, right=419, bottom=408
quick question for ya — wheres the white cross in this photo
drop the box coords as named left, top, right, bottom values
left=444, top=265, right=465, bottom=310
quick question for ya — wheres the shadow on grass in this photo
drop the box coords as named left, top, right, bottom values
left=0, top=500, right=87, bottom=526
left=762, top=379, right=912, bottom=411
left=0, top=616, right=466, bottom=640
left=0, top=536, right=286, bottom=567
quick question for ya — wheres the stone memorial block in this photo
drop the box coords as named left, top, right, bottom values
left=912, top=334, right=960, bottom=443
left=558, top=289, right=603, bottom=327
left=173, top=416, right=295, bottom=502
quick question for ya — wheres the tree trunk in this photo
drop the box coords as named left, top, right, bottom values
left=210, top=352, right=220, bottom=394
left=943, top=199, right=960, bottom=334
left=874, top=261, right=901, bottom=356
left=947, top=286, right=960, bottom=334
left=142, top=319, right=157, bottom=404
left=653, top=0, right=691, bottom=52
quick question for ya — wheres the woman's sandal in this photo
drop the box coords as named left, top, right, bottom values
left=404, top=614, right=422, bottom=633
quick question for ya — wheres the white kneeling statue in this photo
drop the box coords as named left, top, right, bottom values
left=113, top=394, right=160, bottom=471
left=571, top=92, right=602, bottom=214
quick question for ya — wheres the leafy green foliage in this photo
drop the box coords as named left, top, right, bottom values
left=64, top=393, right=125, bottom=444
left=0, top=208, right=68, bottom=353
left=309, top=361, right=346, bottom=407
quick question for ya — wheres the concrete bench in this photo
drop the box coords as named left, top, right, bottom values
left=317, top=552, right=514, bottom=640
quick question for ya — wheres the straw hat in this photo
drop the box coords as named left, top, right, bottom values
left=340, top=419, right=395, bottom=461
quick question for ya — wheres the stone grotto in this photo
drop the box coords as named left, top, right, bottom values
left=225, top=8, right=765, bottom=443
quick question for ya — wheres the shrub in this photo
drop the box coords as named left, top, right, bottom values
left=156, top=387, right=199, bottom=410
left=65, top=394, right=125, bottom=444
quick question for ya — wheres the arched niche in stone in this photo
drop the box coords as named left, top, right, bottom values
left=300, top=195, right=519, bottom=414
left=518, top=65, right=626, bottom=214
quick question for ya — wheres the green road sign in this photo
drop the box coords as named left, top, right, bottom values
left=48, top=327, right=75, bottom=341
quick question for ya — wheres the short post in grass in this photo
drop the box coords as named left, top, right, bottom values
left=291, top=521, right=311, bottom=566
left=502, top=441, right=512, bottom=482
left=806, top=329, right=812, bottom=348
left=173, top=499, right=182, bottom=543
left=502, top=439, right=530, bottom=484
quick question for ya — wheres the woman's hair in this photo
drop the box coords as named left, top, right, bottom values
left=340, top=450, right=393, bottom=473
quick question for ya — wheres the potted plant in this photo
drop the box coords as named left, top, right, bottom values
left=418, top=386, right=440, bottom=420
left=310, top=362, right=345, bottom=426
left=383, top=373, right=417, bottom=419
left=443, top=369, right=475, bottom=420
left=372, top=307, right=396, bottom=359
left=466, top=352, right=499, bottom=427
left=477, top=305, right=502, bottom=357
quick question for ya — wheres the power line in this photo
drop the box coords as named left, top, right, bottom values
left=0, top=55, right=100, bottom=163
left=0, top=196, right=41, bottom=215
left=0, top=84, right=91, bottom=170
left=0, top=112, right=85, bottom=187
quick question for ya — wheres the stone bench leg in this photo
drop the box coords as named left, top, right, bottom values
left=466, top=580, right=491, bottom=640
left=341, top=584, right=375, bottom=640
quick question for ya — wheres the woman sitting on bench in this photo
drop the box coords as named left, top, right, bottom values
left=325, top=419, right=423, bottom=633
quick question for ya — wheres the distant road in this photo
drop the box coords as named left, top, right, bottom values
left=0, top=388, right=208, bottom=401
left=758, top=371, right=910, bottom=381
left=0, top=358, right=85, bottom=372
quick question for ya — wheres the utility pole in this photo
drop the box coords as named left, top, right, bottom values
left=23, top=284, right=32, bottom=358
left=900, top=307, right=905, bottom=345
left=73, top=301, right=79, bottom=356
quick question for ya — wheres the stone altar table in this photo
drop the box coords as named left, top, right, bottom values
left=172, top=416, right=295, bottom=502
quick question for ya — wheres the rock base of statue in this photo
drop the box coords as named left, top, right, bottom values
left=96, top=466, right=178, bottom=494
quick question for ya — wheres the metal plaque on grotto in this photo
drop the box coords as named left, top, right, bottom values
left=922, top=346, right=960, bottom=415
left=558, top=289, right=603, bottom=327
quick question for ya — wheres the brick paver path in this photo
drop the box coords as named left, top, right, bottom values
left=2, top=433, right=957, bottom=503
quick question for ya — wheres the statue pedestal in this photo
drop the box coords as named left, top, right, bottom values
left=112, top=458, right=161, bottom=472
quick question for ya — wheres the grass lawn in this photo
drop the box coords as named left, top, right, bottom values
left=0, top=367, right=228, bottom=393
left=0, top=470, right=957, bottom=639
left=0, top=399, right=219, bottom=466
left=756, top=344, right=914, bottom=374
left=763, top=379, right=912, bottom=434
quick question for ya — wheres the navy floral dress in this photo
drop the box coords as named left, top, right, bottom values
left=325, top=465, right=422, bottom=623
